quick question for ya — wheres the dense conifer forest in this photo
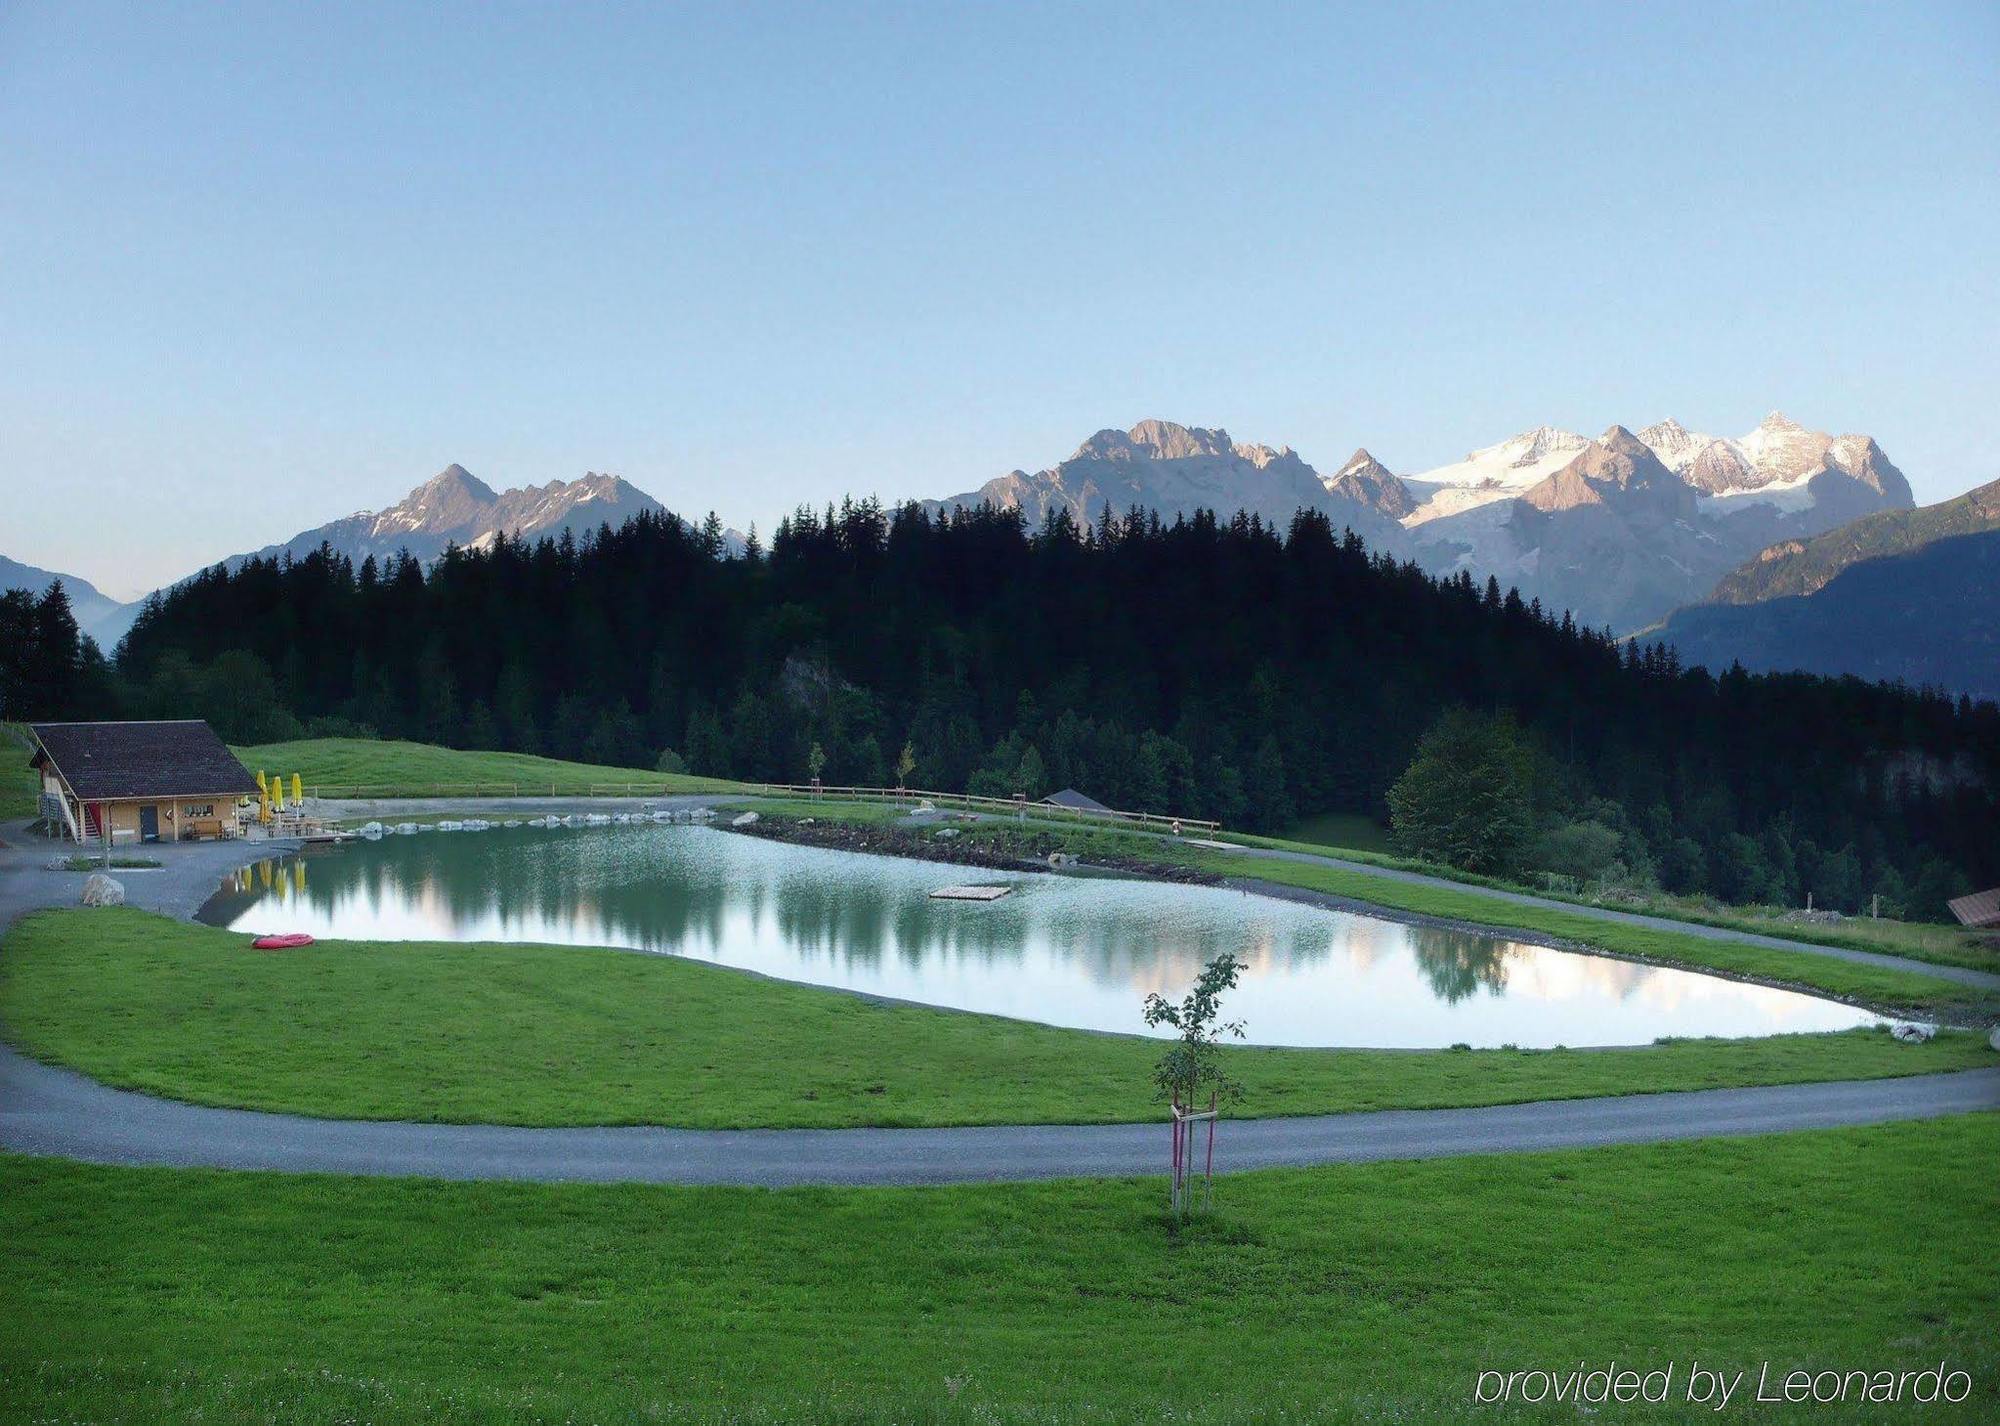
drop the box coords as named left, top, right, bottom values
left=7, top=500, right=1996, bottom=918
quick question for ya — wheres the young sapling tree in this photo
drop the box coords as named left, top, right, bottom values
left=1141, top=951, right=1246, bottom=1214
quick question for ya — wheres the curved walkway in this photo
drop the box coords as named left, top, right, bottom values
left=4, top=1043, right=1994, bottom=1186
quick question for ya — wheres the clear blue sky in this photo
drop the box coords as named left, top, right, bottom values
left=3, top=1, right=1996, bottom=595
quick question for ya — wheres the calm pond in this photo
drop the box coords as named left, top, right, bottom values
left=197, top=823, right=1875, bottom=1048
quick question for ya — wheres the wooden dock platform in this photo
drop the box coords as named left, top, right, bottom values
left=928, top=884, right=1013, bottom=901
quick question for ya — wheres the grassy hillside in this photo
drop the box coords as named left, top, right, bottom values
left=1660, top=529, right=2000, bottom=701
left=2, top=908, right=1985, bottom=1129
left=1709, top=473, right=2000, bottom=605
left=0, top=723, right=38, bottom=821
left=5, top=1115, right=1996, bottom=1422
left=232, top=736, right=747, bottom=797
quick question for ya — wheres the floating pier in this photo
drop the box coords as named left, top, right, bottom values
left=928, top=884, right=1013, bottom=902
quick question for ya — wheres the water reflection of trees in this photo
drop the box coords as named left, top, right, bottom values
left=200, top=827, right=1377, bottom=986
left=1408, top=927, right=1510, bottom=1003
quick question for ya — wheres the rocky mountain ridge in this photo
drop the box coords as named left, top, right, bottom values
left=929, top=412, right=1918, bottom=633
left=6, top=413, right=1940, bottom=656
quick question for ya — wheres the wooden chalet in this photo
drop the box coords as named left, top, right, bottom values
left=27, top=720, right=258, bottom=845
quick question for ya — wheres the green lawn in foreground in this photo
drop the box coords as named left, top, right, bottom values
left=0, top=908, right=1985, bottom=1129
left=231, top=736, right=748, bottom=797
left=4, top=1115, right=1995, bottom=1423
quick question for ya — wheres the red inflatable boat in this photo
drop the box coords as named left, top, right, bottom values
left=251, top=933, right=316, bottom=950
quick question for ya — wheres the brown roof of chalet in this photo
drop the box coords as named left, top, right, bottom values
left=29, top=720, right=259, bottom=803
left=1948, top=888, right=2000, bottom=930
left=1042, top=787, right=1112, bottom=813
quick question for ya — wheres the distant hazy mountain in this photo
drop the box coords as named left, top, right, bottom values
left=1704, top=474, right=2000, bottom=606
left=926, top=419, right=1408, bottom=548
left=1657, top=529, right=2000, bottom=701
left=11, top=465, right=746, bottom=653
left=230, top=464, right=679, bottom=569
left=0, top=554, right=137, bottom=648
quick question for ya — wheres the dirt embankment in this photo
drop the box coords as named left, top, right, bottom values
left=726, top=815, right=1221, bottom=885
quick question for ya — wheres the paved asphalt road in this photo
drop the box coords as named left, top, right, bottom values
left=4, top=1042, right=1993, bottom=1186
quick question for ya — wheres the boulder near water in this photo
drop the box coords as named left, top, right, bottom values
left=80, top=873, right=125, bottom=907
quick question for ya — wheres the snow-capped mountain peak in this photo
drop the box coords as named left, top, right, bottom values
left=1338, top=447, right=1389, bottom=479
left=1635, top=418, right=1716, bottom=472
left=1320, top=447, right=1414, bottom=520
left=1399, top=425, right=1589, bottom=526
left=1511, top=425, right=1591, bottom=468
left=230, top=466, right=676, bottom=573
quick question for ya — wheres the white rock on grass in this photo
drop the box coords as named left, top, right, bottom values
left=934, top=827, right=960, bottom=840
left=731, top=811, right=760, bottom=827
left=1891, top=1022, right=1936, bottom=1044
left=81, top=873, right=125, bottom=907
left=1989, top=1026, right=2000, bottom=1054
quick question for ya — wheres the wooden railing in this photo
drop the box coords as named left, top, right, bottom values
left=301, top=781, right=1220, bottom=835
left=747, top=783, right=1221, bottom=835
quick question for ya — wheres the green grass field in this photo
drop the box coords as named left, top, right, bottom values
left=1, top=908, right=1985, bottom=1129
left=232, top=736, right=748, bottom=797
left=0, top=722, right=38, bottom=820
left=4, top=1114, right=1995, bottom=1423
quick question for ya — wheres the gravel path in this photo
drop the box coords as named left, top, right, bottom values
left=3, top=1041, right=1992, bottom=1185
left=0, top=819, right=301, bottom=923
